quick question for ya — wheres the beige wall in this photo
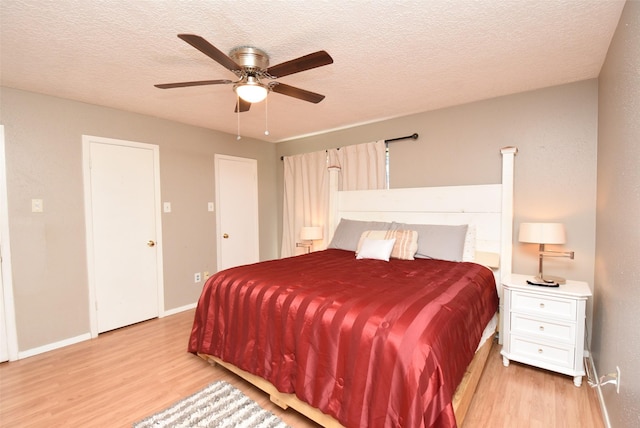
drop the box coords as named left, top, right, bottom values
left=0, top=87, right=279, bottom=353
left=277, top=80, right=598, bottom=292
left=2, top=79, right=603, bottom=369
left=595, top=1, right=640, bottom=426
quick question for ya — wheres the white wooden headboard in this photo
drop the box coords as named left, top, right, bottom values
left=328, top=147, right=517, bottom=294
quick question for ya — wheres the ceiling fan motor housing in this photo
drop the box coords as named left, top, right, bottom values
left=230, top=46, right=270, bottom=71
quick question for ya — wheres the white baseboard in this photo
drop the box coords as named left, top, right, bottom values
left=162, top=302, right=196, bottom=317
left=15, top=304, right=197, bottom=360
left=586, top=353, right=612, bottom=428
left=18, top=332, right=92, bottom=360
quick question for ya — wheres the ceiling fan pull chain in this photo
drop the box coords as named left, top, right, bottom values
left=236, top=94, right=242, bottom=140
left=265, top=95, right=270, bottom=136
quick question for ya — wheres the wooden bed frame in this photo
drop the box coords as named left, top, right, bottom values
left=199, top=334, right=494, bottom=427
left=198, top=147, right=517, bottom=427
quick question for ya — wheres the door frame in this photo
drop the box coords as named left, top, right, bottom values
left=0, top=124, right=18, bottom=361
left=82, top=135, right=165, bottom=338
left=214, top=154, right=259, bottom=271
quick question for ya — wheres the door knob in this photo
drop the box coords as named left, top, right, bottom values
left=147, top=240, right=156, bottom=247
left=223, top=233, right=229, bottom=239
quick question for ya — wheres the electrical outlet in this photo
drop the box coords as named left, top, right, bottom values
left=194, top=272, right=201, bottom=283
left=616, top=366, right=621, bottom=394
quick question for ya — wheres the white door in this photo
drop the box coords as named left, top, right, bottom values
left=83, top=136, right=164, bottom=335
left=0, top=262, right=7, bottom=362
left=215, top=155, right=259, bottom=271
left=0, top=124, right=16, bottom=362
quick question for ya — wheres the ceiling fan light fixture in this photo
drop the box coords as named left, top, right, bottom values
left=234, top=76, right=268, bottom=103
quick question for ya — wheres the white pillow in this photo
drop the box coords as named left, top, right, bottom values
left=356, top=238, right=396, bottom=262
left=356, top=230, right=419, bottom=260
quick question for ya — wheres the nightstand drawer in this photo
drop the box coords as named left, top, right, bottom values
left=510, top=336, right=575, bottom=368
left=511, top=292, right=577, bottom=320
left=511, top=313, right=576, bottom=343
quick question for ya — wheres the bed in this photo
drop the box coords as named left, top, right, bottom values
left=189, top=147, right=517, bottom=428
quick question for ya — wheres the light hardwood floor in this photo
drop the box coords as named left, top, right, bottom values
left=0, top=309, right=603, bottom=427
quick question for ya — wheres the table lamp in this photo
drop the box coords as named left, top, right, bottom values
left=518, top=222, right=574, bottom=284
left=296, top=226, right=323, bottom=254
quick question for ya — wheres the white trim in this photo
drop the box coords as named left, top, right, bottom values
left=18, top=333, right=92, bottom=360
left=163, top=302, right=197, bottom=317
left=499, top=146, right=517, bottom=283
left=586, top=353, right=612, bottom=428
left=82, top=135, right=165, bottom=338
left=0, top=124, right=19, bottom=361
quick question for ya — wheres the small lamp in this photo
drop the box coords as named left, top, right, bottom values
left=296, top=226, right=323, bottom=254
left=518, top=222, right=575, bottom=284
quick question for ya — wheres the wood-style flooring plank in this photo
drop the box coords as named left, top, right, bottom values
left=0, top=309, right=603, bottom=427
left=462, top=342, right=604, bottom=428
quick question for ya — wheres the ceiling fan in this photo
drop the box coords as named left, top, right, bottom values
left=155, top=34, right=334, bottom=113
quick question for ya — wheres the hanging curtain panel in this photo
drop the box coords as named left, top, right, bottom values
left=281, top=140, right=387, bottom=258
left=281, top=151, right=329, bottom=258
left=329, top=140, right=387, bottom=191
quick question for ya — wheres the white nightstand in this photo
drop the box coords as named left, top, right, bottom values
left=500, top=273, right=592, bottom=387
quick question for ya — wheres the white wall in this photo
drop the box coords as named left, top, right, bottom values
left=595, top=1, right=640, bottom=426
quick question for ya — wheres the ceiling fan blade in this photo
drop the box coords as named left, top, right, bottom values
left=271, top=83, right=326, bottom=103
left=235, top=98, right=251, bottom=113
left=155, top=79, right=232, bottom=89
left=266, top=51, right=333, bottom=78
left=177, top=34, right=240, bottom=72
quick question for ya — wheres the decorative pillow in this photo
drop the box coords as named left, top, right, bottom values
left=391, top=222, right=468, bottom=262
left=356, top=238, right=396, bottom=261
left=328, top=218, right=393, bottom=251
left=356, top=230, right=419, bottom=260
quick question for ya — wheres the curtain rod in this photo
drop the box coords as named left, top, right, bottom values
left=384, top=133, right=419, bottom=143
left=280, top=133, right=418, bottom=160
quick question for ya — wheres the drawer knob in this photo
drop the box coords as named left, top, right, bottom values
left=538, top=348, right=544, bottom=354
left=539, top=326, right=545, bottom=331
left=539, top=303, right=545, bottom=309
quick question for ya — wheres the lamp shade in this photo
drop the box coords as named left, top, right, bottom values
left=234, top=76, right=268, bottom=103
left=518, top=222, right=566, bottom=244
left=300, top=226, right=323, bottom=240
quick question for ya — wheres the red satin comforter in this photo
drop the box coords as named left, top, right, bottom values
left=189, top=249, right=498, bottom=428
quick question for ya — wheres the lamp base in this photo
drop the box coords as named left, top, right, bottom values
left=296, top=241, right=313, bottom=254
left=527, top=278, right=560, bottom=287
left=531, top=275, right=566, bottom=285
left=541, top=275, right=566, bottom=285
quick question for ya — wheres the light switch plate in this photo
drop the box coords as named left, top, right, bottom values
left=163, top=202, right=171, bottom=213
left=207, top=202, right=214, bottom=212
left=31, top=199, right=43, bottom=213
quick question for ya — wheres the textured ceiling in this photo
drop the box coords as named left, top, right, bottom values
left=0, top=0, right=625, bottom=143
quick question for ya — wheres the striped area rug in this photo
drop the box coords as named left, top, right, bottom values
left=133, top=380, right=290, bottom=428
